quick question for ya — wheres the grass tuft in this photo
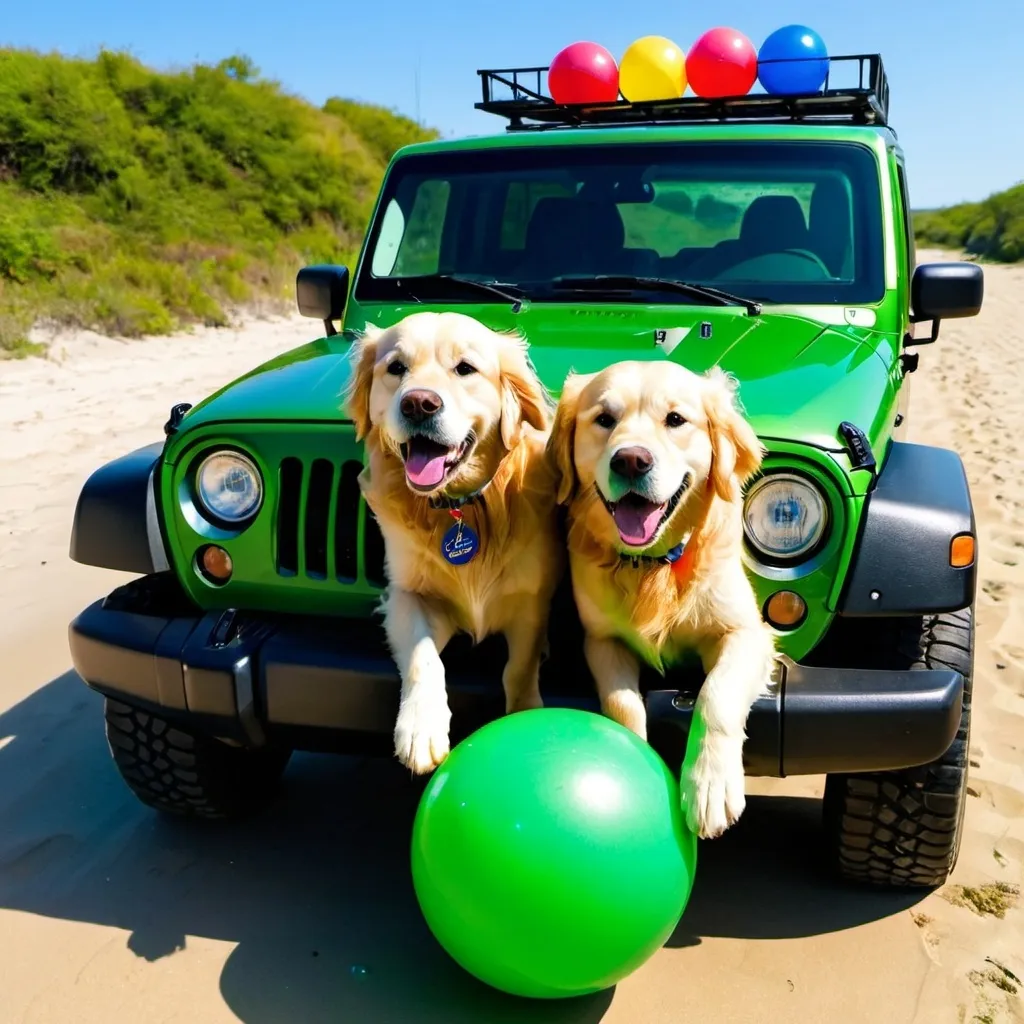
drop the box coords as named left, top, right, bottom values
left=942, top=882, right=1020, bottom=919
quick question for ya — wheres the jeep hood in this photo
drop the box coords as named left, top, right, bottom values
left=179, top=302, right=898, bottom=459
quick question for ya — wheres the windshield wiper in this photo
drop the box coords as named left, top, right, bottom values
left=419, top=274, right=527, bottom=312
left=549, top=275, right=762, bottom=315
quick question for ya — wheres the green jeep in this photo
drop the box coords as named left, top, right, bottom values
left=68, top=54, right=984, bottom=888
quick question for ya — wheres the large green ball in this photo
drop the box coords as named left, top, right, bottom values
left=410, top=708, right=697, bottom=999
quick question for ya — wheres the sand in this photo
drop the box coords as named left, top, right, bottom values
left=0, top=256, right=1021, bottom=1023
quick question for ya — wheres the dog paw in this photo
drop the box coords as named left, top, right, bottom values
left=603, top=691, right=648, bottom=740
left=506, top=691, right=544, bottom=714
left=682, top=735, right=746, bottom=839
left=394, top=695, right=451, bottom=775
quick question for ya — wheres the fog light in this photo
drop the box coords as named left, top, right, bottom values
left=198, top=545, right=233, bottom=584
left=764, top=590, right=806, bottom=629
left=950, top=533, right=975, bottom=568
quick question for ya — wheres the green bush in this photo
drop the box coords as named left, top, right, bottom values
left=323, top=97, right=434, bottom=167
left=0, top=47, right=437, bottom=355
left=0, top=215, right=64, bottom=282
left=914, top=182, right=1024, bottom=263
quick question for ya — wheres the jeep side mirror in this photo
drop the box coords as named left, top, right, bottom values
left=296, top=264, right=350, bottom=337
left=907, top=262, right=984, bottom=345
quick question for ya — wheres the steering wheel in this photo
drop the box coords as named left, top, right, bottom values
left=776, top=248, right=831, bottom=274
left=715, top=248, right=832, bottom=283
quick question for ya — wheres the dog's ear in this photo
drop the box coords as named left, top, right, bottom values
left=342, top=324, right=381, bottom=442
left=547, top=371, right=593, bottom=506
left=702, top=366, right=764, bottom=502
left=497, top=332, right=552, bottom=450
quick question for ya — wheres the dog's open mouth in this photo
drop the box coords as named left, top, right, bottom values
left=600, top=475, right=691, bottom=548
left=400, top=434, right=473, bottom=491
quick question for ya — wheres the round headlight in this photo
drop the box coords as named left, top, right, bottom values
left=195, top=451, right=262, bottom=524
left=743, top=473, right=828, bottom=561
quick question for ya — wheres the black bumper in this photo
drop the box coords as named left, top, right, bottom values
left=69, top=587, right=964, bottom=777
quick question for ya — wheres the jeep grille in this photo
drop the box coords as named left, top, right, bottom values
left=275, top=457, right=385, bottom=586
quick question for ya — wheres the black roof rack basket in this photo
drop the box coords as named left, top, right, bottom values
left=476, top=53, right=890, bottom=131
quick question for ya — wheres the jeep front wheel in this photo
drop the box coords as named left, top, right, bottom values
left=104, top=699, right=291, bottom=819
left=821, top=608, right=973, bottom=888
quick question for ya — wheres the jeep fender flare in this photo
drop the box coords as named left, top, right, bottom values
left=70, top=443, right=170, bottom=574
left=838, top=441, right=976, bottom=616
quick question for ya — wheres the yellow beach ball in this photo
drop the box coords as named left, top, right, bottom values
left=619, top=35, right=687, bottom=102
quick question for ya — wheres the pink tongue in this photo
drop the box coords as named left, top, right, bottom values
left=405, top=439, right=450, bottom=487
left=612, top=499, right=665, bottom=547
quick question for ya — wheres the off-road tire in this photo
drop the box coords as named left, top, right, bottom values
left=104, top=698, right=291, bottom=820
left=820, top=608, right=973, bottom=888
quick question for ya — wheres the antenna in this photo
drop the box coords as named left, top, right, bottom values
left=414, top=53, right=422, bottom=126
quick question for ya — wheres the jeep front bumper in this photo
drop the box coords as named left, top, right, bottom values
left=68, top=583, right=964, bottom=777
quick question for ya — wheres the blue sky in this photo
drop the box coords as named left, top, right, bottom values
left=4, top=0, right=1022, bottom=207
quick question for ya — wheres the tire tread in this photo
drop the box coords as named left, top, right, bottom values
left=104, top=699, right=290, bottom=820
left=822, top=609, right=973, bottom=888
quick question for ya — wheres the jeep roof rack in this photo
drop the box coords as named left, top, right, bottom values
left=476, top=52, right=890, bottom=131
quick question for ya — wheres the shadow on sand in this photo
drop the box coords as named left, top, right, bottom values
left=0, top=671, right=925, bottom=1022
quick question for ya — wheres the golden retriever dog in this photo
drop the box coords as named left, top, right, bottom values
left=344, top=311, right=563, bottom=774
left=548, top=360, right=776, bottom=839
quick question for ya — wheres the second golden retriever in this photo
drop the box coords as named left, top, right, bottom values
left=548, top=359, right=776, bottom=838
left=344, top=311, right=563, bottom=774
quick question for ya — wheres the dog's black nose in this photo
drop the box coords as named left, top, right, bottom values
left=611, top=446, right=654, bottom=481
left=400, top=389, right=443, bottom=423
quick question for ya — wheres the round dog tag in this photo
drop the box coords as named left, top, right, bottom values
left=442, top=520, right=479, bottom=565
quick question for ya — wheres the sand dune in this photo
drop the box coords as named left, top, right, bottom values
left=0, top=259, right=1021, bottom=1023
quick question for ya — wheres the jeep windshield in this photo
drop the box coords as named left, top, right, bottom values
left=355, top=141, right=885, bottom=307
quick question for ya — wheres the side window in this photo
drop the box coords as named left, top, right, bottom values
left=371, top=199, right=405, bottom=276
left=618, top=185, right=745, bottom=257
left=618, top=182, right=814, bottom=258
left=393, top=180, right=450, bottom=277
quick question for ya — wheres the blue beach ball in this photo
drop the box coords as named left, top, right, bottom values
left=758, top=25, right=829, bottom=96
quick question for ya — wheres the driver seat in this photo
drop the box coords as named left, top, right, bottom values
left=810, top=178, right=855, bottom=278
left=519, top=197, right=626, bottom=278
left=687, top=195, right=811, bottom=279
left=740, top=195, right=811, bottom=256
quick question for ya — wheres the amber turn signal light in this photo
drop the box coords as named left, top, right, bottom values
left=198, top=545, right=233, bottom=584
left=764, top=590, right=807, bottom=630
left=950, top=533, right=975, bottom=568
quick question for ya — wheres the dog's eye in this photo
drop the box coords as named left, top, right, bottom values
left=665, top=411, right=686, bottom=428
left=454, top=361, right=477, bottom=376
left=595, top=412, right=616, bottom=429
left=386, top=361, right=407, bottom=377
